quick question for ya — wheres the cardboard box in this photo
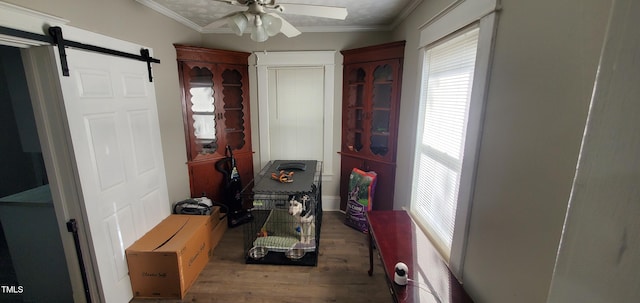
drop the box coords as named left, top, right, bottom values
left=126, top=207, right=227, bottom=299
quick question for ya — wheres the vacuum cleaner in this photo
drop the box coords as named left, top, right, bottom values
left=215, top=145, right=253, bottom=227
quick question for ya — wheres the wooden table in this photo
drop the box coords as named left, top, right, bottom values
left=366, top=210, right=474, bottom=303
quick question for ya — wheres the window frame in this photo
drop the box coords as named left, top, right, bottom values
left=409, top=0, right=498, bottom=280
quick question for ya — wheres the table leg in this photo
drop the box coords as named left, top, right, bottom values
left=368, top=231, right=373, bottom=276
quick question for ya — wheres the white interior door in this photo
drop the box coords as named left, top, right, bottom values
left=56, top=47, right=170, bottom=302
left=267, top=67, right=324, bottom=160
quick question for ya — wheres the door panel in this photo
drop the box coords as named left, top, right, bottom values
left=188, top=160, right=223, bottom=200
left=87, top=114, right=125, bottom=192
left=365, top=160, right=396, bottom=211
left=57, top=47, right=170, bottom=302
left=129, top=110, right=157, bottom=174
left=105, top=207, right=135, bottom=280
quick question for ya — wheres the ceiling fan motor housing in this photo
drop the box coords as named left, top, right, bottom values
left=241, top=0, right=276, bottom=6
left=207, top=0, right=346, bottom=41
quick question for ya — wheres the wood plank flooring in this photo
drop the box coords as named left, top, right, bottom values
left=130, top=211, right=391, bottom=303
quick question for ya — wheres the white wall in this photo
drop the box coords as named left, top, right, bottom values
left=548, top=0, right=640, bottom=301
left=392, top=0, right=612, bottom=302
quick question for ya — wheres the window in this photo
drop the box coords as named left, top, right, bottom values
left=410, top=0, right=498, bottom=279
left=413, top=25, right=479, bottom=252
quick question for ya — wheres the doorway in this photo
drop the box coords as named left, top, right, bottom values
left=254, top=51, right=336, bottom=177
left=0, top=46, right=73, bottom=302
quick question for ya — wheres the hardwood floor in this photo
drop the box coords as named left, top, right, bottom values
left=131, top=211, right=391, bottom=303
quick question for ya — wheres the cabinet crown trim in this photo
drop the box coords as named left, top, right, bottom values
left=341, top=41, right=406, bottom=64
left=174, top=44, right=250, bottom=64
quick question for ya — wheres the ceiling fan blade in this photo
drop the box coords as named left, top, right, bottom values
left=268, top=13, right=301, bottom=37
left=203, top=11, right=238, bottom=30
left=278, top=3, right=347, bottom=20
left=210, top=0, right=246, bottom=6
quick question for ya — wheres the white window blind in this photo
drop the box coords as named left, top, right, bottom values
left=412, top=26, right=480, bottom=257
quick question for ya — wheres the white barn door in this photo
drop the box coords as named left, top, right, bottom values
left=56, top=47, right=170, bottom=302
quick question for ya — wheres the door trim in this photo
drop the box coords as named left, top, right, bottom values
left=0, top=3, right=95, bottom=302
left=21, top=45, right=97, bottom=303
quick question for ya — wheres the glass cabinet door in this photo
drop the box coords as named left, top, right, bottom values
left=184, top=63, right=251, bottom=161
left=220, top=66, right=248, bottom=152
left=370, top=64, right=394, bottom=157
left=188, top=66, right=217, bottom=159
left=344, top=66, right=366, bottom=153
left=342, top=60, right=399, bottom=161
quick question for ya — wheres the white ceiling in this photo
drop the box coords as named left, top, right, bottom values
left=136, top=0, right=423, bottom=33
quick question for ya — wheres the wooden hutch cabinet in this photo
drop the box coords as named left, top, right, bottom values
left=175, top=44, right=253, bottom=203
left=339, top=41, right=405, bottom=211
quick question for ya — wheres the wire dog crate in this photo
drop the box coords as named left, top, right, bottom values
left=242, top=160, right=322, bottom=266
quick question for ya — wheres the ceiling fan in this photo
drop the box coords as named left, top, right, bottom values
left=205, top=0, right=348, bottom=42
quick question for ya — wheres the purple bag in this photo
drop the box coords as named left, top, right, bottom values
left=344, top=168, right=377, bottom=232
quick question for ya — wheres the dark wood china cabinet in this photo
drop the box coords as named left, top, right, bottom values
left=339, top=41, right=405, bottom=211
left=175, top=44, right=253, bottom=203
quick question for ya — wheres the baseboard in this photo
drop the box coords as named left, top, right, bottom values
left=321, top=195, right=341, bottom=211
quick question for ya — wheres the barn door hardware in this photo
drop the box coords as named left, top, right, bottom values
left=48, top=26, right=70, bottom=76
left=66, top=219, right=92, bottom=303
left=0, top=25, right=54, bottom=44
left=140, top=48, right=156, bottom=82
left=0, top=25, right=160, bottom=82
left=47, top=26, right=160, bottom=82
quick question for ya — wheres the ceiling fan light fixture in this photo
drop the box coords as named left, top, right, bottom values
left=204, top=0, right=346, bottom=42
left=251, top=25, right=268, bottom=42
left=260, top=13, right=282, bottom=36
left=227, top=13, right=248, bottom=36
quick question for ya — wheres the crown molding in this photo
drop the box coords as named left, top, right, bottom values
left=390, top=0, right=423, bottom=29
